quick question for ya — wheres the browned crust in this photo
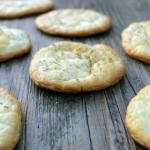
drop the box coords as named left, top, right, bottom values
left=0, top=2, right=53, bottom=19
left=0, top=34, right=31, bottom=62
left=121, top=28, right=150, bottom=64
left=126, top=117, right=150, bottom=150
left=35, top=9, right=111, bottom=37
left=29, top=42, right=125, bottom=93
left=30, top=75, right=124, bottom=93
left=0, top=87, right=22, bottom=150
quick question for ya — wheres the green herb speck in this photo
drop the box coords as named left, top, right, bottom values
left=4, top=106, right=9, bottom=109
left=90, top=49, right=94, bottom=52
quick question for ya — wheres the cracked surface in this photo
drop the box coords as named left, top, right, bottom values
left=0, top=26, right=31, bottom=62
left=29, top=41, right=125, bottom=93
left=122, top=21, right=150, bottom=64
left=0, top=87, right=22, bottom=150
left=0, top=0, right=53, bottom=18
left=35, top=9, right=111, bottom=37
left=126, top=85, right=150, bottom=149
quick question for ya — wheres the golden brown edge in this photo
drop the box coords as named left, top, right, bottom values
left=0, top=87, right=22, bottom=150
left=30, top=74, right=124, bottom=93
left=0, top=2, right=53, bottom=19
left=125, top=118, right=150, bottom=149
left=29, top=42, right=125, bottom=93
left=0, top=33, right=31, bottom=62
left=35, top=9, right=111, bottom=37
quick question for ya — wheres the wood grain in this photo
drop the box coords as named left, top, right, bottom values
left=0, top=0, right=150, bottom=149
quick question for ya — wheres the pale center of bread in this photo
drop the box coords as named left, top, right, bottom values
left=33, top=43, right=120, bottom=81
left=40, top=10, right=108, bottom=30
left=129, top=90, right=150, bottom=122
left=0, top=98, right=20, bottom=139
left=0, top=27, right=29, bottom=53
left=124, top=22, right=150, bottom=51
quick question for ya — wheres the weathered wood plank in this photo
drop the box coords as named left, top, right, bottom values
left=0, top=0, right=150, bottom=149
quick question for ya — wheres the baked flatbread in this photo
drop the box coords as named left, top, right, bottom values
left=0, top=26, right=31, bottom=62
left=126, top=85, right=150, bottom=149
left=122, top=21, right=150, bottom=64
left=0, top=0, right=53, bottom=18
left=29, top=41, right=125, bottom=93
left=35, top=9, right=111, bottom=37
left=0, top=87, right=22, bottom=150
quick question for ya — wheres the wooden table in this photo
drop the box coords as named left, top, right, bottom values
left=0, top=0, right=149, bottom=149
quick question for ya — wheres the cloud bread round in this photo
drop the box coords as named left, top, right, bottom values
left=0, top=26, right=31, bottom=62
left=126, top=85, right=150, bottom=149
left=0, top=87, right=22, bottom=150
left=35, top=9, right=111, bottom=37
left=29, top=41, right=125, bottom=93
left=0, top=0, right=53, bottom=18
left=122, top=21, right=150, bottom=64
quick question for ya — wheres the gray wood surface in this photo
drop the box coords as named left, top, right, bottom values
left=0, top=0, right=149, bottom=149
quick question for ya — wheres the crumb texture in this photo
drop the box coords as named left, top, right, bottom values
left=35, top=9, right=111, bottom=37
left=0, top=87, right=22, bottom=150
left=30, top=42, right=125, bottom=93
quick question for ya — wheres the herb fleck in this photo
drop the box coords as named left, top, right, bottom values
left=45, top=68, right=49, bottom=71
left=4, top=106, right=9, bottom=109
left=90, top=49, right=94, bottom=53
